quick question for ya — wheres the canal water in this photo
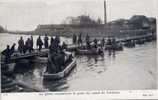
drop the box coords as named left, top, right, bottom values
left=0, top=33, right=157, bottom=91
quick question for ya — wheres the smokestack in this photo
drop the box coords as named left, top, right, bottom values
left=104, top=0, right=107, bottom=24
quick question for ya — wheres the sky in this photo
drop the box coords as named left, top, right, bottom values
left=0, top=0, right=157, bottom=31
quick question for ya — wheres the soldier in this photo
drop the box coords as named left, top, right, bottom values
left=10, top=43, right=16, bottom=55
left=54, top=36, right=60, bottom=52
left=72, top=34, right=77, bottom=44
left=86, top=34, right=90, bottom=49
left=101, top=38, right=105, bottom=48
left=62, top=42, right=67, bottom=50
left=93, top=38, right=98, bottom=48
left=30, top=36, right=34, bottom=52
left=18, top=36, right=24, bottom=53
left=1, top=45, right=11, bottom=62
left=77, top=33, right=82, bottom=46
left=36, top=36, right=43, bottom=51
left=25, top=38, right=32, bottom=53
left=44, top=34, right=49, bottom=48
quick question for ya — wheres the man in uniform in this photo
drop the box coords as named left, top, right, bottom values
left=30, top=36, right=34, bottom=52
left=36, top=36, right=43, bottom=51
left=44, top=34, right=49, bottom=49
left=1, top=45, right=11, bottom=62
left=72, top=34, right=77, bottom=44
left=18, top=36, right=24, bottom=53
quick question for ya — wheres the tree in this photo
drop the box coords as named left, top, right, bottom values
left=62, top=15, right=102, bottom=25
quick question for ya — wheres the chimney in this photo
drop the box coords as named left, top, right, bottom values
left=104, top=0, right=107, bottom=24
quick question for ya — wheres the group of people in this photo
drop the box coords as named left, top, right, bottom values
left=73, top=33, right=106, bottom=49
left=18, top=35, right=50, bottom=53
left=72, top=33, right=82, bottom=46
left=1, top=34, right=69, bottom=62
left=1, top=43, right=16, bottom=62
left=47, top=36, right=69, bottom=73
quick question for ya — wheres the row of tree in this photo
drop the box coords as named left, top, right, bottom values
left=62, top=15, right=103, bottom=25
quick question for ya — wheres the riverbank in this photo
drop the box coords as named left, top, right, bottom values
left=6, top=27, right=155, bottom=40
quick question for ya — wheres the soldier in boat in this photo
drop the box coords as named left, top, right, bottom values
left=77, top=33, right=82, bottom=46
left=25, top=38, right=32, bottom=53
left=18, top=36, right=24, bottom=54
left=72, top=33, right=77, bottom=44
left=101, top=38, right=105, bottom=48
left=50, top=37, right=54, bottom=48
left=107, top=38, right=112, bottom=45
left=1, top=45, right=11, bottom=62
left=30, top=36, right=34, bottom=52
left=93, top=38, right=98, bottom=48
left=111, top=38, right=116, bottom=50
left=44, top=34, right=49, bottom=49
left=10, top=43, right=16, bottom=55
left=47, top=42, right=66, bottom=73
left=36, top=36, right=43, bottom=51
left=86, top=34, right=90, bottom=49
left=54, top=36, right=60, bottom=52
left=62, top=42, right=68, bottom=50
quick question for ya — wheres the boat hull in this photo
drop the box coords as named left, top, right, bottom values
left=43, top=58, right=76, bottom=80
left=75, top=49, right=103, bottom=55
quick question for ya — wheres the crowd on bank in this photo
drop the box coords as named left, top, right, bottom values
left=1, top=33, right=118, bottom=61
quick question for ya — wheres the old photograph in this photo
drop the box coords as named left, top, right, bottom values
left=0, top=0, right=157, bottom=92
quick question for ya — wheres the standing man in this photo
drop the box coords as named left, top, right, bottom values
left=1, top=45, right=11, bottom=62
left=25, top=38, right=32, bottom=53
left=44, top=34, right=49, bottom=49
left=86, top=34, right=90, bottom=49
left=72, top=33, right=77, bottom=44
left=101, top=38, right=105, bottom=48
left=93, top=38, right=98, bottom=48
left=77, top=33, right=82, bottom=46
left=18, top=36, right=24, bottom=54
left=30, top=36, right=34, bottom=52
left=36, top=36, right=43, bottom=51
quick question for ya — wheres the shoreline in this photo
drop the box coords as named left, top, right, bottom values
left=6, top=28, right=154, bottom=39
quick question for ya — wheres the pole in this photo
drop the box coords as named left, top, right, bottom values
left=104, top=0, right=107, bottom=24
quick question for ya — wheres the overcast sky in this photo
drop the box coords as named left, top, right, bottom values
left=0, top=0, right=157, bottom=31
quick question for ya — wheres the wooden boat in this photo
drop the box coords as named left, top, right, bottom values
left=43, top=57, right=76, bottom=80
left=75, top=48, right=104, bottom=55
left=135, top=39, right=145, bottom=45
left=105, top=43, right=123, bottom=51
left=124, top=40, right=135, bottom=48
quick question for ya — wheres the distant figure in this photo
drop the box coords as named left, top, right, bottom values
left=101, top=38, right=105, bottom=48
left=107, top=38, right=112, bottom=45
left=36, top=36, right=43, bottom=51
left=18, top=37, right=24, bottom=53
left=86, top=34, right=90, bottom=49
left=44, top=34, right=49, bottom=49
left=10, top=43, right=16, bottom=55
left=112, top=38, right=116, bottom=45
left=50, top=37, right=54, bottom=47
left=1, top=45, right=11, bottom=62
left=30, top=36, right=34, bottom=52
left=77, top=33, right=82, bottom=46
left=93, top=38, right=98, bottom=48
left=62, top=42, right=67, bottom=50
left=25, top=38, right=32, bottom=53
left=54, top=36, right=60, bottom=52
left=72, top=34, right=77, bottom=44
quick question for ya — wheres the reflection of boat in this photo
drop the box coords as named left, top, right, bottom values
left=43, top=55, right=76, bottom=80
left=75, top=48, right=104, bottom=55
